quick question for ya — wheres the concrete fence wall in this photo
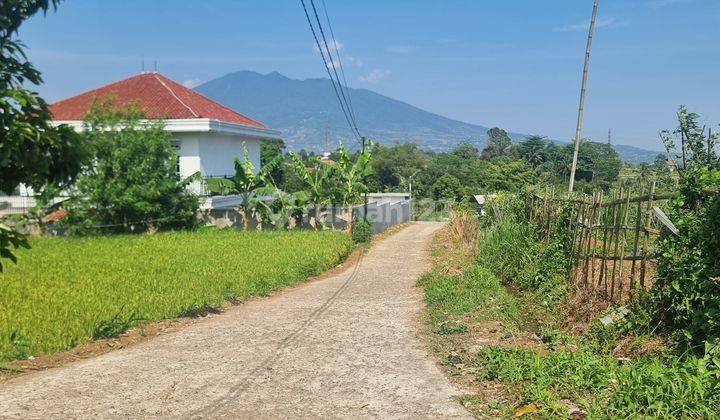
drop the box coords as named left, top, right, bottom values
left=200, top=200, right=412, bottom=233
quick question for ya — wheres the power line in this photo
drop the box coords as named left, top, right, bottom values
left=309, top=0, right=361, bottom=141
left=319, top=0, right=358, bottom=132
left=299, top=0, right=360, bottom=141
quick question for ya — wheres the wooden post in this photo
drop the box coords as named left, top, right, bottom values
left=590, top=190, right=603, bottom=286
left=598, top=190, right=614, bottom=294
left=628, top=185, right=645, bottom=300
left=609, top=189, right=624, bottom=301
left=582, top=192, right=600, bottom=288
left=568, top=0, right=600, bottom=193
left=640, top=179, right=657, bottom=289
left=616, top=190, right=632, bottom=302
left=569, top=200, right=588, bottom=286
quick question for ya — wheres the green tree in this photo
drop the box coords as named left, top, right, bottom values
left=481, top=127, right=512, bottom=159
left=431, top=173, right=465, bottom=202
left=0, top=0, right=86, bottom=269
left=64, top=101, right=199, bottom=234
left=452, top=140, right=480, bottom=159
left=516, top=135, right=548, bottom=168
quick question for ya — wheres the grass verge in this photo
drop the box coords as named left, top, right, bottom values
left=0, top=229, right=353, bottom=361
left=419, top=212, right=720, bottom=418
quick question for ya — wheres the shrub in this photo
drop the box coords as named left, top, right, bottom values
left=351, top=217, right=373, bottom=243
left=62, top=100, right=199, bottom=234
left=653, top=166, right=720, bottom=349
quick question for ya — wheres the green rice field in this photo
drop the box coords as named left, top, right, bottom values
left=0, top=229, right=353, bottom=361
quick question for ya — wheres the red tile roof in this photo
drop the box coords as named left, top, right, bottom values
left=49, top=72, right=266, bottom=128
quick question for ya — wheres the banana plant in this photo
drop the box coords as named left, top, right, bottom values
left=288, top=152, right=334, bottom=229
left=334, top=141, right=373, bottom=233
left=204, top=149, right=279, bottom=231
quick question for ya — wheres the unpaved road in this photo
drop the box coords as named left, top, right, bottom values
left=0, top=222, right=470, bottom=419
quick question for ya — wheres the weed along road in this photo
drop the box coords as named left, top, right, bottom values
left=0, top=222, right=471, bottom=419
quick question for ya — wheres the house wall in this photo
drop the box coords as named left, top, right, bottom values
left=171, top=132, right=261, bottom=195
left=197, top=132, right=261, bottom=177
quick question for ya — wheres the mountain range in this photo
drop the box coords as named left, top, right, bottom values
left=196, top=71, right=662, bottom=163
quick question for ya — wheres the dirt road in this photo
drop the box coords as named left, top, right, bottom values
left=0, top=222, right=470, bottom=419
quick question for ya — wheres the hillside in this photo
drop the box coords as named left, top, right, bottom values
left=196, top=71, right=662, bottom=162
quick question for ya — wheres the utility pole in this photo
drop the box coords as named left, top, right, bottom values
left=568, top=0, right=600, bottom=193
left=607, top=128, right=612, bottom=145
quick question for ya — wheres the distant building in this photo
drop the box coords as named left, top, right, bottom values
left=48, top=72, right=282, bottom=208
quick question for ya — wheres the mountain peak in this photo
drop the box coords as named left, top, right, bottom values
left=195, top=70, right=661, bottom=163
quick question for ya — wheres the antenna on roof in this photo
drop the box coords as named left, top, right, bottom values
left=141, top=55, right=145, bottom=73
left=154, top=60, right=158, bottom=73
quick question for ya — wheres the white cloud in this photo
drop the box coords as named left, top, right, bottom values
left=385, top=45, right=417, bottom=54
left=345, top=55, right=363, bottom=67
left=359, top=69, right=391, bottom=83
left=182, top=78, right=202, bottom=88
left=313, top=39, right=343, bottom=54
left=554, top=16, right=628, bottom=32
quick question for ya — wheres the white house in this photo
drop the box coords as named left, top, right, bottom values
left=48, top=72, right=282, bottom=209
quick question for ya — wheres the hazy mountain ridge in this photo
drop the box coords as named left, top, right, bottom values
left=196, top=71, right=662, bottom=163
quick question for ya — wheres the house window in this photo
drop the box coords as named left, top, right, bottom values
left=170, top=141, right=181, bottom=174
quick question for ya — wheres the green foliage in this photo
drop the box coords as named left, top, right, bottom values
left=367, top=142, right=427, bottom=192
left=514, top=135, right=548, bottom=168
left=61, top=101, right=199, bottom=234
left=420, top=265, right=520, bottom=331
left=351, top=218, right=373, bottom=244
left=651, top=107, right=720, bottom=351
left=0, top=229, right=353, bottom=360
left=451, top=140, right=480, bottom=159
left=205, top=148, right=280, bottom=231
left=0, top=0, right=86, bottom=268
left=431, top=173, right=465, bottom=203
left=474, top=343, right=720, bottom=418
left=481, top=127, right=512, bottom=159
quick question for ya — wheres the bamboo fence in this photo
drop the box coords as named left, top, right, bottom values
left=529, top=181, right=672, bottom=304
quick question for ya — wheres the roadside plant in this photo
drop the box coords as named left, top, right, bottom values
left=205, top=149, right=280, bottom=231
left=653, top=106, right=720, bottom=351
left=288, top=152, right=334, bottom=229
left=0, top=0, right=86, bottom=268
left=62, top=100, right=199, bottom=234
left=333, top=142, right=373, bottom=233
left=351, top=218, right=373, bottom=244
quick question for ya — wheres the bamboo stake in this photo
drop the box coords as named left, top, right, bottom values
left=628, top=185, right=645, bottom=300
left=616, top=189, right=632, bottom=302
left=609, top=189, right=624, bottom=301
left=640, top=179, right=657, bottom=289
left=598, top=190, right=615, bottom=294
left=570, top=200, right=588, bottom=287
left=590, top=190, right=603, bottom=287
left=583, top=192, right=600, bottom=288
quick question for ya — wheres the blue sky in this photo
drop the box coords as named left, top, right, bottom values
left=20, top=0, right=720, bottom=150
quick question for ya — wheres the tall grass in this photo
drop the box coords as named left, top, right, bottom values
left=0, top=229, right=353, bottom=360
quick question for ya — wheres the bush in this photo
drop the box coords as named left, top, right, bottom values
left=351, top=217, right=373, bottom=243
left=653, top=166, right=720, bottom=350
left=62, top=100, right=199, bottom=234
